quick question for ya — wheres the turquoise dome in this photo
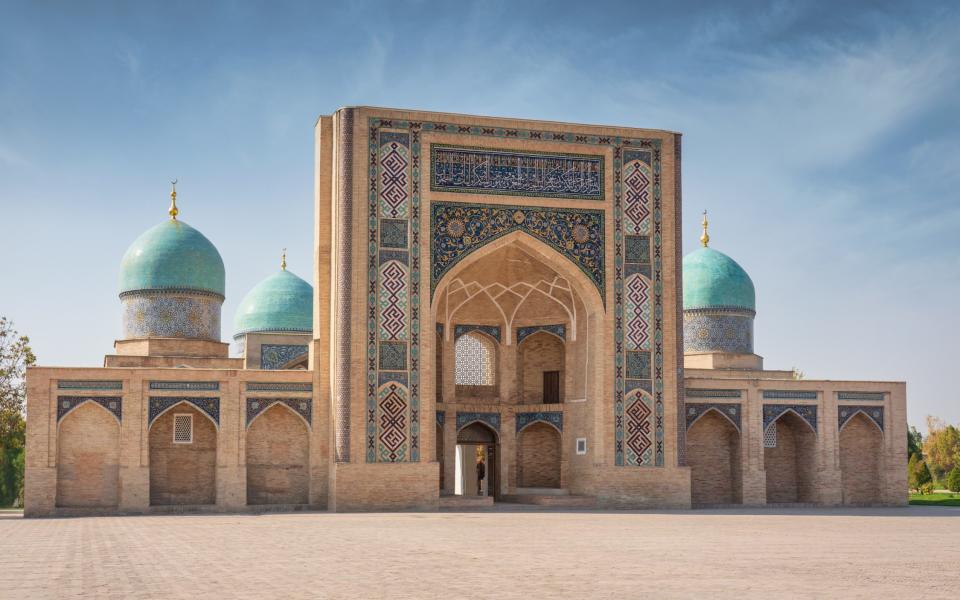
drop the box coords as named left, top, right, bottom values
left=682, top=247, right=755, bottom=311
left=119, top=219, right=225, bottom=297
left=233, top=269, right=313, bottom=336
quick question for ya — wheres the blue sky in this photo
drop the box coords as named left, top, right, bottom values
left=1, top=1, right=957, bottom=429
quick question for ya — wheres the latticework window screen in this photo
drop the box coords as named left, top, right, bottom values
left=173, top=414, right=193, bottom=443
left=455, top=333, right=495, bottom=386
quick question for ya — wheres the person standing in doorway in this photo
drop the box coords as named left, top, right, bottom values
left=476, top=458, right=486, bottom=496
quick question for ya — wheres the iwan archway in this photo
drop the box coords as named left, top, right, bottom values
left=430, top=231, right=606, bottom=499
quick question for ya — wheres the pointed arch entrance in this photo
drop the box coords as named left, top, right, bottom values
left=686, top=409, right=741, bottom=505
left=149, top=402, right=218, bottom=506
left=839, top=412, right=883, bottom=505
left=456, top=421, right=499, bottom=498
left=764, top=411, right=817, bottom=504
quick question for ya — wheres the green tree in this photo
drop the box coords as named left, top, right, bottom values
left=923, top=417, right=960, bottom=483
left=908, top=426, right=923, bottom=460
left=908, top=454, right=932, bottom=492
left=0, top=317, right=34, bottom=507
left=948, top=466, right=960, bottom=494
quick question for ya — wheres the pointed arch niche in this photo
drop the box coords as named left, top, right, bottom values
left=431, top=232, right=604, bottom=408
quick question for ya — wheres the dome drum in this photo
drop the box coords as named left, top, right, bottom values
left=683, top=310, right=754, bottom=355
left=121, top=292, right=221, bottom=341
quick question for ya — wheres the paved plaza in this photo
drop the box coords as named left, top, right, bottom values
left=1, top=506, right=958, bottom=599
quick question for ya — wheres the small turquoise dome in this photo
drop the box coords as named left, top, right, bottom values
left=234, top=269, right=313, bottom=336
left=119, top=220, right=225, bottom=297
left=682, top=247, right=755, bottom=311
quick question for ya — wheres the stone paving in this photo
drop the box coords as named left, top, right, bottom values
left=1, top=506, right=958, bottom=599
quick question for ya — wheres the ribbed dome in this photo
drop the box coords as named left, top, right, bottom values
left=682, top=247, right=755, bottom=311
left=233, top=269, right=313, bottom=336
left=119, top=220, right=225, bottom=297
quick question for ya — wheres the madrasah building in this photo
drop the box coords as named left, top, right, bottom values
left=24, top=107, right=907, bottom=515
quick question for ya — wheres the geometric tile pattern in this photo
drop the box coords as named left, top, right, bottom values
left=515, top=324, right=566, bottom=345
left=684, top=388, right=742, bottom=399
left=837, top=391, right=885, bottom=401
left=246, top=397, right=312, bottom=428
left=431, top=201, right=605, bottom=299
left=838, top=405, right=883, bottom=432
left=685, top=402, right=741, bottom=432
left=260, top=344, right=309, bottom=370
left=625, top=274, right=651, bottom=351
left=368, top=128, right=417, bottom=463
left=377, top=382, right=410, bottom=462
left=149, top=381, right=220, bottom=391
left=430, top=144, right=604, bottom=200
left=615, top=147, right=662, bottom=467
left=121, top=293, right=221, bottom=341
left=56, top=396, right=122, bottom=423
left=57, top=380, right=123, bottom=391
left=454, top=324, right=502, bottom=343
left=148, top=397, right=220, bottom=427
left=456, top=411, right=501, bottom=433
left=516, top=411, right=563, bottom=432
left=367, top=116, right=662, bottom=469
left=246, top=382, right=312, bottom=392
left=683, top=312, right=754, bottom=354
left=762, top=390, right=818, bottom=400
left=763, top=404, right=817, bottom=433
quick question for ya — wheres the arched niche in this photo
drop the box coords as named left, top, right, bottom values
left=149, top=402, right=217, bottom=506
left=517, top=421, right=562, bottom=488
left=839, top=412, right=882, bottom=505
left=764, top=411, right=817, bottom=504
left=56, top=401, right=120, bottom=508
left=246, top=403, right=310, bottom=505
left=686, top=409, right=741, bottom=505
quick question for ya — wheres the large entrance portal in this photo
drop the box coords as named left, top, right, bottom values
left=455, top=422, right=498, bottom=498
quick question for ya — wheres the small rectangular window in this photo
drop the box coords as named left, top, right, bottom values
left=173, top=413, right=193, bottom=444
left=576, top=438, right=587, bottom=455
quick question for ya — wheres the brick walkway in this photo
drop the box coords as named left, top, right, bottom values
left=1, top=506, right=958, bottom=599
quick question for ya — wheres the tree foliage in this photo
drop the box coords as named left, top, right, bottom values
left=907, top=426, right=923, bottom=460
left=908, top=453, right=932, bottom=492
left=922, top=417, right=960, bottom=483
left=948, top=466, right=960, bottom=494
left=0, top=317, right=33, bottom=507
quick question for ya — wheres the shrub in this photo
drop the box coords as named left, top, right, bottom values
left=908, top=455, right=933, bottom=492
left=948, top=466, right=960, bottom=493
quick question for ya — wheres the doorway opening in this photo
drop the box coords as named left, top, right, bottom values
left=455, top=422, right=499, bottom=498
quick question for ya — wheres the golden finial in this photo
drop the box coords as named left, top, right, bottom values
left=700, top=210, right=710, bottom=247
left=168, top=179, right=179, bottom=220
left=281, top=248, right=287, bottom=271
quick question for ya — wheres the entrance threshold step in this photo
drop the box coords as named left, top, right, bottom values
left=500, top=493, right=597, bottom=507
left=440, top=495, right=495, bottom=509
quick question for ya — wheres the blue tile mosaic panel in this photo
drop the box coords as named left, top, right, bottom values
left=246, top=397, right=312, bottom=428
left=837, top=391, right=885, bottom=401
left=515, top=324, right=565, bottom=345
left=431, top=201, right=605, bottom=300
left=150, top=381, right=219, bottom=391
left=683, top=312, right=753, bottom=354
left=838, top=405, right=884, bottom=431
left=453, top=324, right=502, bottom=343
left=685, top=402, right=741, bottom=431
left=431, top=144, right=603, bottom=200
left=685, top=388, right=742, bottom=399
left=516, top=411, right=563, bottom=432
left=762, top=390, right=818, bottom=400
left=456, top=411, right=500, bottom=433
left=763, top=404, right=817, bottom=433
left=57, top=380, right=122, bottom=391
left=148, top=397, right=220, bottom=427
left=436, top=410, right=445, bottom=426
left=121, top=293, right=220, bottom=340
left=246, top=382, right=312, bottom=392
left=57, top=396, right=122, bottom=422
left=260, top=344, right=309, bottom=370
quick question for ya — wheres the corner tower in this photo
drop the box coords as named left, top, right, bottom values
left=682, top=212, right=761, bottom=370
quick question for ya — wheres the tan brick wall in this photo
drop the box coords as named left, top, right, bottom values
left=246, top=404, right=310, bottom=505
left=56, top=402, right=120, bottom=508
left=518, top=333, right=564, bottom=404
left=686, top=411, right=740, bottom=505
left=517, top=423, right=561, bottom=488
left=839, top=413, right=881, bottom=505
left=764, top=414, right=816, bottom=503
left=332, top=463, right=438, bottom=511
left=149, top=404, right=217, bottom=505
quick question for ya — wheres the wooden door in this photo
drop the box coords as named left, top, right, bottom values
left=543, top=371, right=560, bottom=404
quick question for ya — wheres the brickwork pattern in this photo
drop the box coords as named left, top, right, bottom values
left=764, top=414, right=817, bottom=503
left=246, top=404, right=310, bottom=505
left=149, top=405, right=217, bottom=506
left=56, top=402, right=120, bottom=508
left=839, top=413, right=882, bottom=505
left=686, top=411, right=740, bottom=505
left=517, top=422, right=561, bottom=488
